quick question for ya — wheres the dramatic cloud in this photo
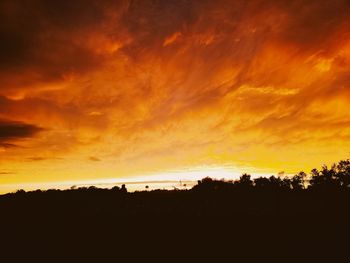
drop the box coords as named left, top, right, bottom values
left=0, top=119, right=43, bottom=146
left=0, top=0, right=350, bottom=192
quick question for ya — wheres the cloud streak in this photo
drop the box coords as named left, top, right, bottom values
left=0, top=119, right=43, bottom=147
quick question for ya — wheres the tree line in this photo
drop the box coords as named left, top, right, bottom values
left=192, top=159, right=350, bottom=192
left=1, top=159, right=350, bottom=261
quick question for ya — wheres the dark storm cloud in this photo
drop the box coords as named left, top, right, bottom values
left=1, top=0, right=348, bottom=92
left=122, top=0, right=198, bottom=48
left=0, top=119, right=44, bottom=144
left=0, top=0, right=124, bottom=92
left=0, top=0, right=107, bottom=65
left=121, top=0, right=350, bottom=52
left=277, top=0, right=350, bottom=48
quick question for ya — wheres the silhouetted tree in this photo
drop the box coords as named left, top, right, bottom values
left=309, top=165, right=339, bottom=189
left=253, top=177, right=271, bottom=190
left=111, top=186, right=120, bottom=191
left=335, top=159, right=350, bottom=188
left=236, top=173, right=253, bottom=189
left=291, top=172, right=307, bottom=190
left=121, top=184, right=127, bottom=193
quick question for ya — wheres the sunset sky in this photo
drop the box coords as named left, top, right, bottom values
left=1, top=0, right=350, bottom=193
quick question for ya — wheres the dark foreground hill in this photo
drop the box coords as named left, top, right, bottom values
left=1, top=160, right=350, bottom=262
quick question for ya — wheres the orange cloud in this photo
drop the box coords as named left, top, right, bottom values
left=0, top=0, right=350, bottom=193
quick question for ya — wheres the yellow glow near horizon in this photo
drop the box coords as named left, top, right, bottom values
left=0, top=165, right=274, bottom=194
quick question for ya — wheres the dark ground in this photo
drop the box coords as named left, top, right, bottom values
left=1, top=175, right=350, bottom=262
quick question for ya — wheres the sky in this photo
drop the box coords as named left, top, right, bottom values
left=0, top=0, right=350, bottom=193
